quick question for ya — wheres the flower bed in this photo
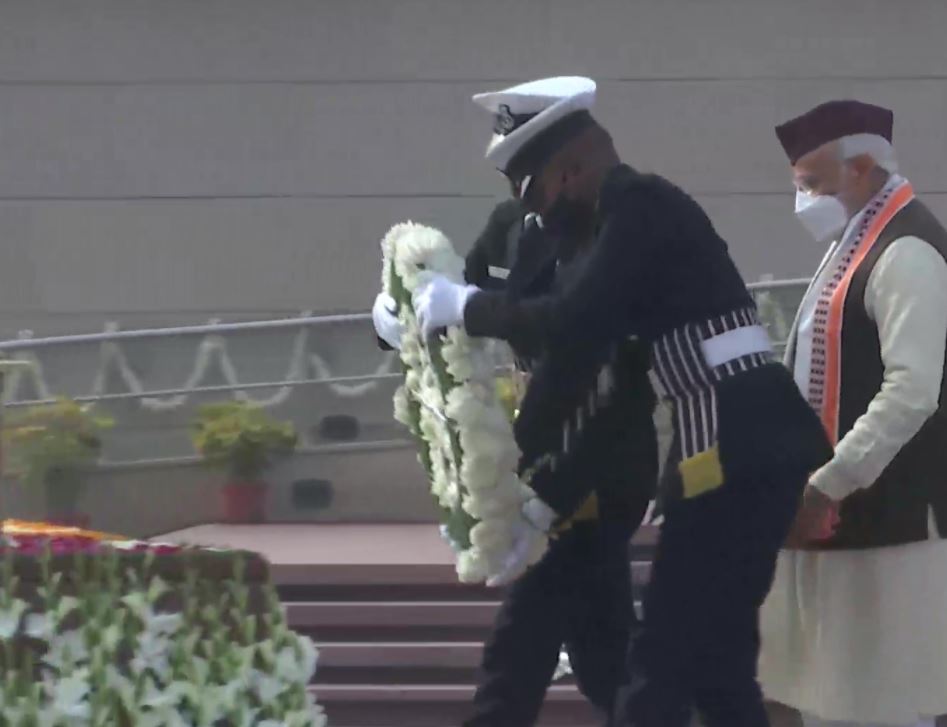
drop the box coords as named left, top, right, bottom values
left=0, top=521, right=325, bottom=726
left=380, top=222, right=548, bottom=584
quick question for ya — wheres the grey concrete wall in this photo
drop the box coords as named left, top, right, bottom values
left=1, top=445, right=441, bottom=537
left=2, top=0, right=946, bottom=337
left=3, top=0, right=947, bottom=532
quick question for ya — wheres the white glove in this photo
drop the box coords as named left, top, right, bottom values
left=412, top=276, right=479, bottom=339
left=372, top=292, right=403, bottom=350
left=486, top=498, right=556, bottom=588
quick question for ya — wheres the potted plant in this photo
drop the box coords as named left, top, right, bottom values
left=5, top=397, right=113, bottom=527
left=191, top=401, right=298, bottom=523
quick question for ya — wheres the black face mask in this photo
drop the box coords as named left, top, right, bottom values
left=540, top=193, right=596, bottom=243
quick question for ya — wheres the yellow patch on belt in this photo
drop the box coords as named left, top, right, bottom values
left=552, top=493, right=599, bottom=534
left=678, top=445, right=724, bottom=499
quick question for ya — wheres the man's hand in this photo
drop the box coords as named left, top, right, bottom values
left=486, top=498, right=555, bottom=588
left=412, top=276, right=479, bottom=339
left=372, top=292, right=404, bottom=350
left=785, top=485, right=840, bottom=549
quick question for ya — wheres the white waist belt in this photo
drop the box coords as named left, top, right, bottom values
left=699, top=324, right=773, bottom=368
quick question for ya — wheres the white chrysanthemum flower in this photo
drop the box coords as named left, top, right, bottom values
left=469, top=518, right=516, bottom=553
left=463, top=484, right=523, bottom=520
left=460, top=454, right=500, bottom=493
left=443, top=479, right=461, bottom=509
left=459, top=429, right=512, bottom=465
left=380, top=222, right=407, bottom=297
left=392, top=385, right=413, bottom=426
left=405, top=369, right=421, bottom=396
left=456, top=548, right=491, bottom=584
left=418, top=414, right=442, bottom=452
left=430, top=458, right=450, bottom=504
left=400, top=334, right=423, bottom=367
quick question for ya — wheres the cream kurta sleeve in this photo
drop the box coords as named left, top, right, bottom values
left=810, top=235, right=947, bottom=500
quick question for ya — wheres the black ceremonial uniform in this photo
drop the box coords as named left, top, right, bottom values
left=463, top=209, right=657, bottom=727
left=464, top=198, right=530, bottom=292
left=464, top=166, right=832, bottom=727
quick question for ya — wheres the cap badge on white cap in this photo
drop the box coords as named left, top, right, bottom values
left=495, top=105, right=516, bottom=135
left=472, top=76, right=597, bottom=173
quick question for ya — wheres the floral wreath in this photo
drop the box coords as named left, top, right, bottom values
left=380, top=222, right=548, bottom=584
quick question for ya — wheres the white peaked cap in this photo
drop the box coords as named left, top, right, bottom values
left=472, top=76, right=597, bottom=172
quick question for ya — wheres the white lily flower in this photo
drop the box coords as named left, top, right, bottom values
left=47, top=671, right=91, bottom=720
left=146, top=612, right=183, bottom=636
left=121, top=591, right=149, bottom=619
left=131, top=631, right=172, bottom=677
left=252, top=670, right=287, bottom=703
left=43, top=629, right=88, bottom=672
left=24, top=613, right=53, bottom=640
left=54, top=595, right=80, bottom=623
left=0, top=598, right=28, bottom=639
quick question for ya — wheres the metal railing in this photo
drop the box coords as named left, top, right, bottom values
left=0, top=277, right=809, bottom=408
left=0, top=312, right=371, bottom=352
left=0, top=276, right=806, bottom=350
left=0, top=277, right=811, bottom=473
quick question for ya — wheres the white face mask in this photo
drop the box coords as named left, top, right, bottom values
left=794, top=190, right=849, bottom=243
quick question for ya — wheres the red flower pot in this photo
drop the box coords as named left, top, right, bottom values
left=221, top=481, right=267, bottom=523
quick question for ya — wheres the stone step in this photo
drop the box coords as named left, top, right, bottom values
left=312, top=641, right=576, bottom=686
left=310, top=689, right=801, bottom=727
left=319, top=641, right=483, bottom=669
left=312, top=642, right=494, bottom=685
left=288, top=598, right=642, bottom=645
left=309, top=683, right=599, bottom=727
left=287, top=601, right=499, bottom=629
left=277, top=561, right=652, bottom=603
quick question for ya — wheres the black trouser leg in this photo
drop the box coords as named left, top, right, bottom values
left=466, top=522, right=636, bottom=726
left=465, top=542, right=567, bottom=727
left=612, top=472, right=806, bottom=727
left=564, top=522, right=636, bottom=718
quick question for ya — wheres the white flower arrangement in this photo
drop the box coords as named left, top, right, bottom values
left=0, top=544, right=326, bottom=726
left=381, top=222, right=548, bottom=584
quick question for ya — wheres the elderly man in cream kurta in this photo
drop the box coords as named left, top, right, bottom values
left=758, top=100, right=947, bottom=727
